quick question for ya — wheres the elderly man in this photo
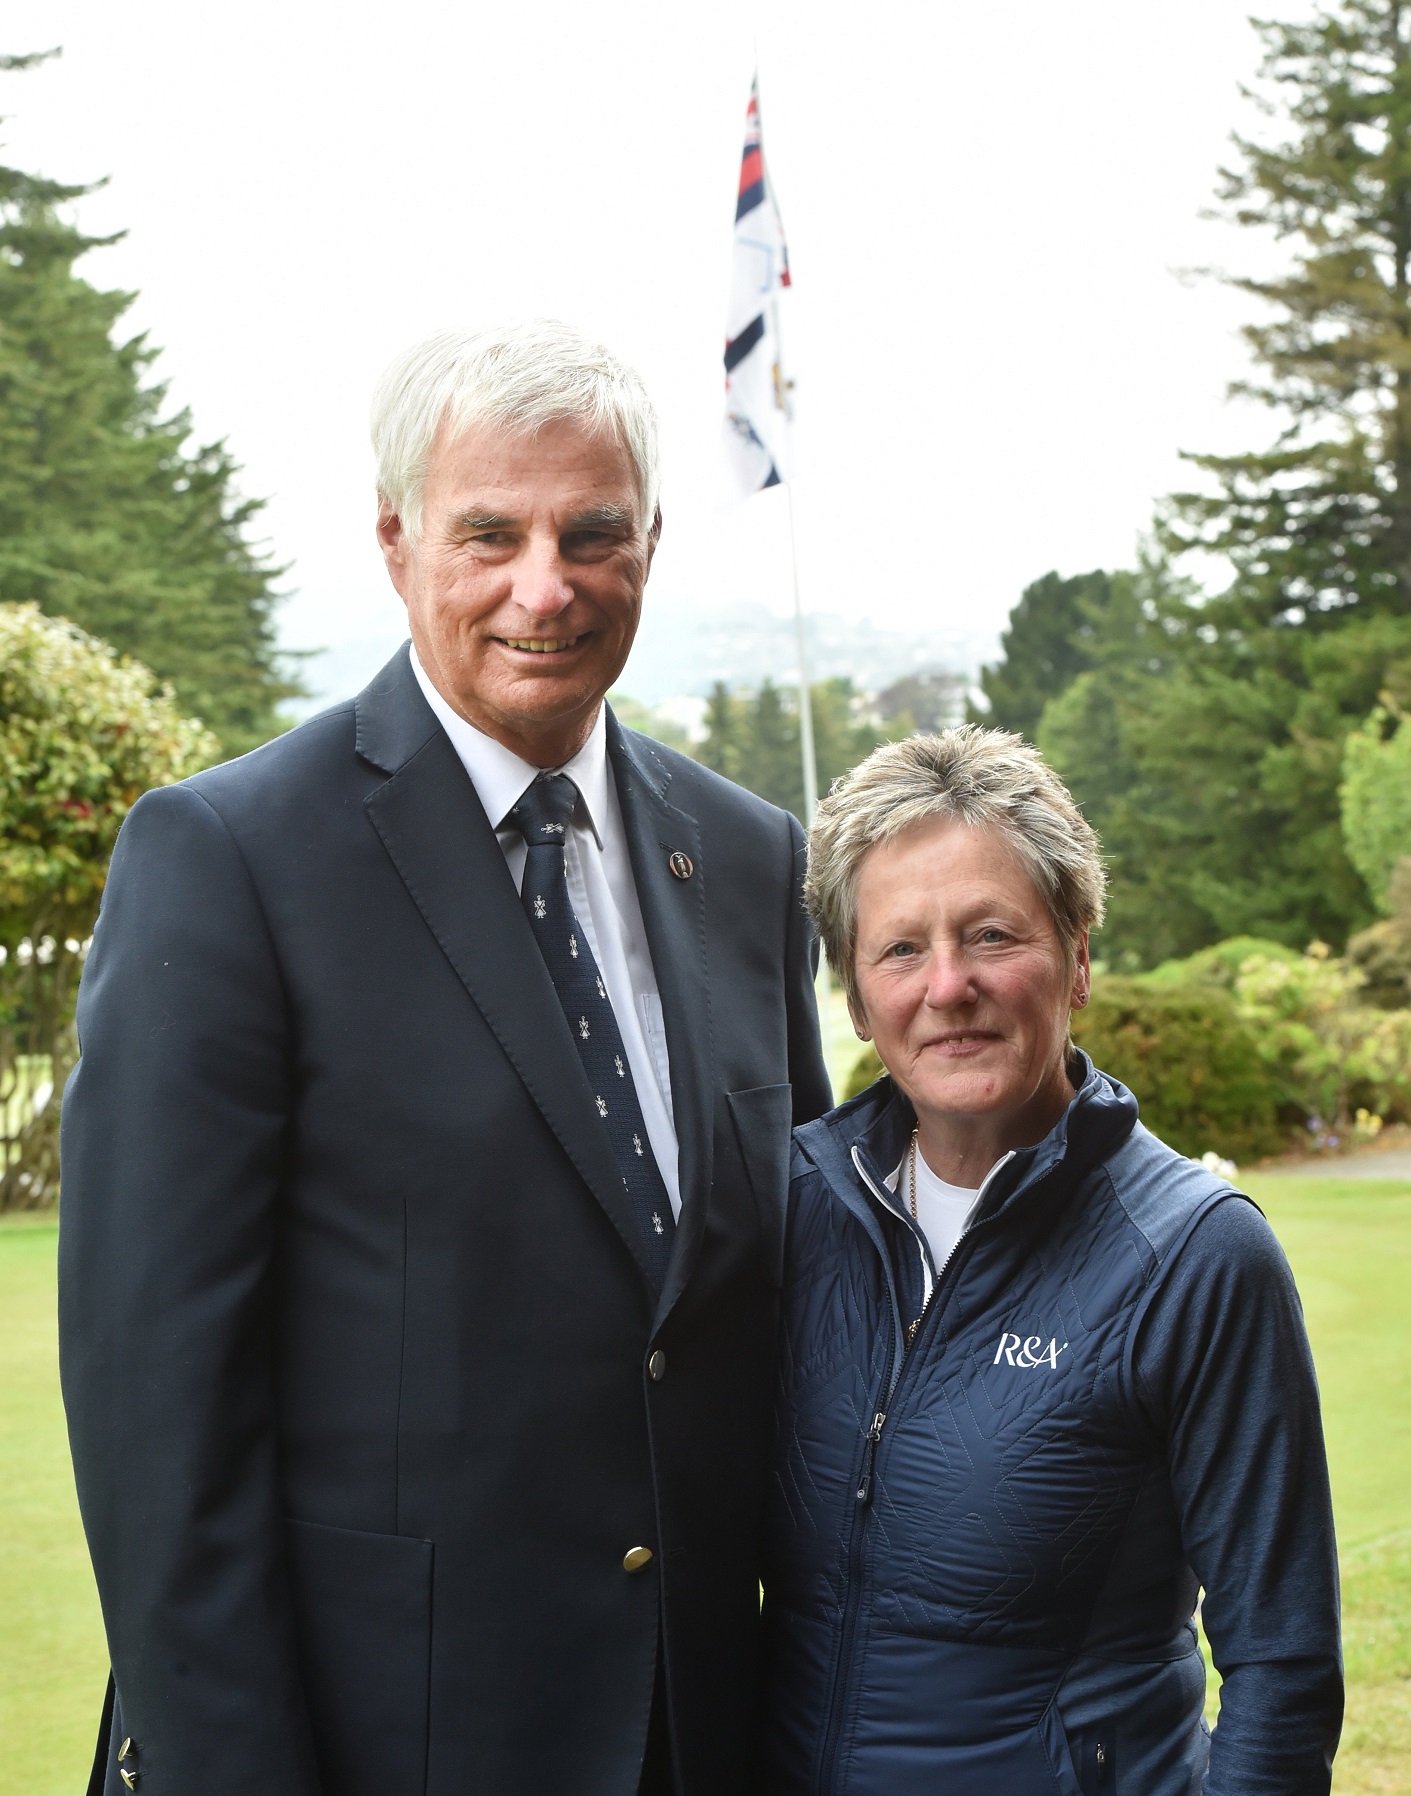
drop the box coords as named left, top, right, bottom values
left=60, top=320, right=831, bottom=1796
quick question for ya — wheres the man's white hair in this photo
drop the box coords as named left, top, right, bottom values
left=370, top=319, right=661, bottom=540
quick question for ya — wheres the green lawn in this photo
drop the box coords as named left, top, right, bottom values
left=0, top=1215, right=106, bottom=1795
left=3, top=1174, right=1408, bottom=1793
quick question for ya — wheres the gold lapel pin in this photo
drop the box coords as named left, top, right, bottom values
left=668, top=850, right=694, bottom=880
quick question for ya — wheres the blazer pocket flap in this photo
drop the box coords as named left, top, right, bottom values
left=285, top=1517, right=433, bottom=1796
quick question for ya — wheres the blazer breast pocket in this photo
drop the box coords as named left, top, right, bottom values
left=726, top=1083, right=794, bottom=1289
left=285, top=1517, right=433, bottom=1796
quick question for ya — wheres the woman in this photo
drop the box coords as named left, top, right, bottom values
left=762, top=728, right=1341, bottom=1795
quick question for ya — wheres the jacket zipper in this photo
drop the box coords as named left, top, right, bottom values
left=855, top=1144, right=1015, bottom=1422
left=816, top=1333, right=894, bottom=1794
left=815, top=1145, right=1016, bottom=1793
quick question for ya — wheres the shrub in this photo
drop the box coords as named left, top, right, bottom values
left=0, top=604, right=218, bottom=1206
left=1072, top=979, right=1285, bottom=1161
left=843, top=1043, right=885, bottom=1100
left=1232, top=943, right=1411, bottom=1132
left=1141, top=936, right=1301, bottom=991
left=1346, top=858, right=1411, bottom=1008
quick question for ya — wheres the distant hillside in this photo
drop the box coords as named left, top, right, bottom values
left=616, top=602, right=995, bottom=706
left=286, top=602, right=996, bottom=721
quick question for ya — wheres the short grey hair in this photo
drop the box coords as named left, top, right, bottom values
left=370, top=319, right=661, bottom=540
left=805, top=726, right=1106, bottom=1006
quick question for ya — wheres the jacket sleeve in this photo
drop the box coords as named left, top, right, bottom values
left=1131, top=1196, right=1343, bottom=1796
left=59, top=783, right=322, bottom=1794
left=782, top=811, right=832, bottom=1125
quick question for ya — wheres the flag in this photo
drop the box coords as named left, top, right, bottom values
left=723, top=76, right=794, bottom=499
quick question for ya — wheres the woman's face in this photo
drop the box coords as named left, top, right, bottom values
left=850, top=818, right=1088, bottom=1142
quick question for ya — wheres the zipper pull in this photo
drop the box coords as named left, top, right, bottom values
left=856, top=1411, right=887, bottom=1504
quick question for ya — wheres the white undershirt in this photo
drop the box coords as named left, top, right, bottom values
left=410, top=648, right=682, bottom=1218
left=886, top=1148, right=982, bottom=1273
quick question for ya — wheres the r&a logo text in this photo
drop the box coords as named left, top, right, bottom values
left=993, top=1331, right=1068, bottom=1370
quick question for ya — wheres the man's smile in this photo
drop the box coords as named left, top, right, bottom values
left=496, top=633, right=589, bottom=655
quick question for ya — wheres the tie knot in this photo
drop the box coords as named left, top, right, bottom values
left=509, top=773, right=579, bottom=845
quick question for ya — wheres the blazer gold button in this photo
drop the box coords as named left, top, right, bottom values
left=668, top=850, right=693, bottom=880
left=118, top=1738, right=135, bottom=1761
left=648, top=1350, right=667, bottom=1381
left=622, top=1545, right=654, bottom=1573
left=120, top=1773, right=139, bottom=1790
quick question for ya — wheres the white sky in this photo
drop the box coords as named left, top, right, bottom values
left=3, top=0, right=1284, bottom=703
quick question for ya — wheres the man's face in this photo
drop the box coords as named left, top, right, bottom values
left=378, top=415, right=658, bottom=766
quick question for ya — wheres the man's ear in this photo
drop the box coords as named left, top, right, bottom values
left=376, top=495, right=413, bottom=600
left=645, top=507, right=663, bottom=568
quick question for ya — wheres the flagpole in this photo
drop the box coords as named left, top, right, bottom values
left=727, top=73, right=836, bottom=1086
left=784, top=479, right=836, bottom=1081
left=785, top=482, right=819, bottom=825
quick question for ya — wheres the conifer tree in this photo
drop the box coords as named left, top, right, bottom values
left=1165, top=0, right=1411, bottom=628
left=972, top=571, right=1113, bottom=739
left=0, top=52, right=294, bottom=754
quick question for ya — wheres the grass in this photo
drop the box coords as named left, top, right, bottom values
left=2, top=1172, right=1409, bottom=1792
left=0, top=1213, right=106, bottom=1795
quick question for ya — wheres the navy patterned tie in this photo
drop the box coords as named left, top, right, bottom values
left=509, top=774, right=676, bottom=1288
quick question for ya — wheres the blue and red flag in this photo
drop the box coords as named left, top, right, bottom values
left=723, top=76, right=794, bottom=499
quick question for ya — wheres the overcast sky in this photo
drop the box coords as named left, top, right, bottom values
left=4, top=0, right=1287, bottom=702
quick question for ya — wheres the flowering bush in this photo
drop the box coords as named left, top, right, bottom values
left=0, top=604, right=218, bottom=1206
left=1232, top=942, right=1411, bottom=1134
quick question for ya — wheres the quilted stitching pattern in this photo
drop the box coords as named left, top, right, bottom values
left=763, top=1091, right=1231, bottom=1796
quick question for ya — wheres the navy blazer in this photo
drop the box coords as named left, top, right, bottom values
left=59, top=645, right=831, bottom=1796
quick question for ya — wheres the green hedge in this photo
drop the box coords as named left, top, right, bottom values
left=1072, top=979, right=1285, bottom=1161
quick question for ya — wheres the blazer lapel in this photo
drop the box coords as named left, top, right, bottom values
left=356, top=649, right=665, bottom=1296
left=607, top=716, right=715, bottom=1319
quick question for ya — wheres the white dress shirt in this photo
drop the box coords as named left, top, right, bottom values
left=411, top=648, right=682, bottom=1218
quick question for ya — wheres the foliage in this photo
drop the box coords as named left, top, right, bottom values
left=0, top=54, right=296, bottom=754
left=874, top=670, right=967, bottom=734
left=696, top=676, right=896, bottom=817
left=1039, top=599, right=1411, bottom=965
left=1347, top=856, right=1411, bottom=1001
left=973, top=5, right=1411, bottom=969
left=0, top=603, right=217, bottom=1206
left=842, top=1041, right=884, bottom=1101
left=606, top=693, right=691, bottom=755
left=1232, top=940, right=1411, bottom=1130
left=1341, top=704, right=1411, bottom=906
left=1070, top=978, right=1286, bottom=1161
left=971, top=569, right=1114, bottom=738
left=1162, top=0, right=1411, bottom=630
left=1140, top=935, right=1303, bottom=988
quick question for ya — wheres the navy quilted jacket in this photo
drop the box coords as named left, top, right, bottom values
left=761, top=1057, right=1342, bottom=1796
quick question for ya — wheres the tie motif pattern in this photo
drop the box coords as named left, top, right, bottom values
left=509, top=773, right=676, bottom=1285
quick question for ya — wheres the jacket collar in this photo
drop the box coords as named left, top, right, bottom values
left=795, top=1050, right=1140, bottom=1233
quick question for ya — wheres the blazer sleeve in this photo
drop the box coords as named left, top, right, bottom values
left=59, top=783, right=322, bottom=1794
left=782, top=811, right=833, bottom=1125
left=1131, top=1197, right=1343, bottom=1796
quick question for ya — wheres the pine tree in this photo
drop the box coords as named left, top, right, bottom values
left=695, top=677, right=895, bottom=819
left=0, top=52, right=295, bottom=754
left=1164, top=0, right=1411, bottom=628
left=972, top=571, right=1113, bottom=739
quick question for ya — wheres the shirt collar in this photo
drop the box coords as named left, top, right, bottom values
left=410, top=645, right=608, bottom=847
